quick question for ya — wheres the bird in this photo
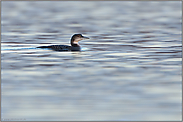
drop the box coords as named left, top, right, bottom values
left=37, top=34, right=89, bottom=51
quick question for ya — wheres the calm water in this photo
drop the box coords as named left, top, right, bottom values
left=1, top=1, right=182, bottom=121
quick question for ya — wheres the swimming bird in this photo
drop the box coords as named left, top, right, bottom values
left=37, top=34, right=89, bottom=51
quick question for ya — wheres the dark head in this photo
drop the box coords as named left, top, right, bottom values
left=71, top=34, right=89, bottom=47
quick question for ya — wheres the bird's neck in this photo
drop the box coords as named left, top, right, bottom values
left=71, top=38, right=80, bottom=47
left=71, top=43, right=80, bottom=47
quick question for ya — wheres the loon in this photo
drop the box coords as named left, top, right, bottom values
left=37, top=34, right=89, bottom=51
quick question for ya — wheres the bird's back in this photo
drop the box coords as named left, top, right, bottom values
left=37, top=45, right=72, bottom=51
left=37, top=45, right=80, bottom=51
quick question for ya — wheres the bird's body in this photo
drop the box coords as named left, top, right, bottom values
left=37, top=34, right=89, bottom=51
left=37, top=45, right=73, bottom=51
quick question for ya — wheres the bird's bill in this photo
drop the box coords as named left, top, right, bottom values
left=82, top=36, right=90, bottom=39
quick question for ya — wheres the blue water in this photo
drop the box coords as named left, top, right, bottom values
left=1, top=1, right=182, bottom=121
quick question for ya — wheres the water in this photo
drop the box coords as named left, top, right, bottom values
left=1, top=1, right=182, bottom=121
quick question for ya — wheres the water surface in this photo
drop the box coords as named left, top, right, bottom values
left=1, top=1, right=182, bottom=121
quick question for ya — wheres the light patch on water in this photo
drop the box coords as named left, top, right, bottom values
left=163, top=58, right=182, bottom=62
left=3, top=89, right=58, bottom=96
left=81, top=47, right=89, bottom=51
left=104, top=52, right=145, bottom=56
left=1, top=47, right=37, bottom=51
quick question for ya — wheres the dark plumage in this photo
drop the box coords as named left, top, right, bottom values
left=37, top=34, right=89, bottom=51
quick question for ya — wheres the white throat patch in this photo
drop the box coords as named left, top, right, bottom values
left=73, top=38, right=82, bottom=44
left=73, top=42, right=79, bottom=45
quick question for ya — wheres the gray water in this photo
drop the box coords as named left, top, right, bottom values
left=1, top=1, right=182, bottom=121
